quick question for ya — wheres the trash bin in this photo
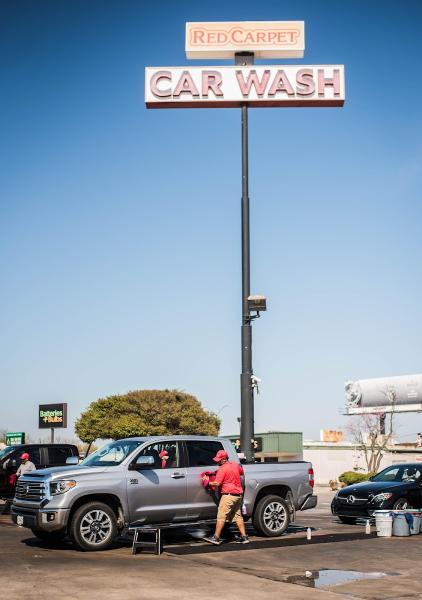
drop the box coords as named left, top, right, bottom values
left=373, top=510, right=393, bottom=537
left=392, top=511, right=411, bottom=537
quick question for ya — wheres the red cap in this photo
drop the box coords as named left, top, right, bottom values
left=20, top=453, right=30, bottom=460
left=213, top=450, right=228, bottom=462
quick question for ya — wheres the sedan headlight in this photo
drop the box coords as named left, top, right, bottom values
left=371, top=492, right=393, bottom=503
left=50, top=480, right=77, bottom=496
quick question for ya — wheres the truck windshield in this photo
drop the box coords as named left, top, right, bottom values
left=81, top=440, right=143, bottom=467
left=0, top=447, right=15, bottom=461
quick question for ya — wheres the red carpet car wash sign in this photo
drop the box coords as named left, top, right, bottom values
left=145, top=21, right=345, bottom=109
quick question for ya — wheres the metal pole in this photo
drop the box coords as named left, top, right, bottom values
left=240, top=102, right=254, bottom=463
left=51, top=428, right=54, bottom=444
left=235, top=52, right=255, bottom=463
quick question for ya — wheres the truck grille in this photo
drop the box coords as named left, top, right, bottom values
left=15, top=480, right=46, bottom=502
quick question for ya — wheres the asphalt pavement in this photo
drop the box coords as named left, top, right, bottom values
left=1, top=487, right=422, bottom=600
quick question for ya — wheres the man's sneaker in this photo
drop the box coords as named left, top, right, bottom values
left=235, top=535, right=250, bottom=544
left=203, top=535, right=222, bottom=546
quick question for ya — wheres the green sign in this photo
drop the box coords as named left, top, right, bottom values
left=6, top=432, right=25, bottom=446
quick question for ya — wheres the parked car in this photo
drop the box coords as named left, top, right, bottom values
left=331, top=462, right=422, bottom=523
left=0, top=444, right=79, bottom=499
left=11, top=436, right=317, bottom=550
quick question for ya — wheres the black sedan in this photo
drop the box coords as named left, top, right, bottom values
left=331, top=463, right=422, bottom=523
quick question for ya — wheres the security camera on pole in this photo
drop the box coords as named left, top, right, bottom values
left=145, top=20, right=345, bottom=463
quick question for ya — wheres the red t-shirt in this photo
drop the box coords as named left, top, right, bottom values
left=214, top=461, right=244, bottom=495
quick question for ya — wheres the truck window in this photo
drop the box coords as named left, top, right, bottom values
left=19, top=448, right=41, bottom=467
left=185, top=441, right=224, bottom=467
left=47, top=446, right=74, bottom=465
left=137, top=442, right=181, bottom=469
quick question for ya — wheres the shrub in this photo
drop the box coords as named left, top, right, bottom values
left=338, top=471, right=371, bottom=486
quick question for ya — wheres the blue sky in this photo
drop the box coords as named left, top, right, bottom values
left=1, top=0, right=422, bottom=442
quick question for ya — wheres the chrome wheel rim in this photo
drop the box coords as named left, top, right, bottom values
left=395, top=500, right=410, bottom=510
left=80, top=510, right=112, bottom=545
left=262, top=501, right=287, bottom=532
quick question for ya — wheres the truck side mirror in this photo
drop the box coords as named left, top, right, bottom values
left=9, top=459, right=17, bottom=469
left=131, top=456, right=155, bottom=470
left=66, top=456, right=79, bottom=466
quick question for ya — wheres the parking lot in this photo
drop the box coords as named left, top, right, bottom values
left=1, top=487, right=421, bottom=600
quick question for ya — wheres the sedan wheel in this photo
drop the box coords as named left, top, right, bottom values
left=393, top=497, right=411, bottom=510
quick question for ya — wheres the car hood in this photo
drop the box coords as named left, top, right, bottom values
left=338, top=480, right=411, bottom=496
left=22, top=466, right=109, bottom=479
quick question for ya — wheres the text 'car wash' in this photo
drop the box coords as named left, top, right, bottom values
left=145, top=65, right=345, bottom=108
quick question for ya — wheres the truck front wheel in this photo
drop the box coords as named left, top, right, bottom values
left=253, top=495, right=290, bottom=537
left=70, top=501, right=117, bottom=551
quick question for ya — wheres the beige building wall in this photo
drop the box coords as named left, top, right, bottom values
left=303, top=443, right=422, bottom=485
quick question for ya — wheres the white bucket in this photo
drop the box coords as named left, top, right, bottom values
left=374, top=511, right=393, bottom=537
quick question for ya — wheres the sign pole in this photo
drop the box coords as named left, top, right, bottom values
left=147, top=21, right=345, bottom=463
left=237, top=53, right=255, bottom=463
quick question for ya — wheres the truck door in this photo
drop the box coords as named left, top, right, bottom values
left=127, top=441, right=187, bottom=524
left=184, top=440, right=225, bottom=520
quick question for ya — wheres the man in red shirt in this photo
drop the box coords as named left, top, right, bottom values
left=203, top=450, right=249, bottom=545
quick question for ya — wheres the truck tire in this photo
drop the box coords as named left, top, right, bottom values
left=31, top=528, right=66, bottom=543
left=253, top=495, right=290, bottom=537
left=69, top=501, right=117, bottom=551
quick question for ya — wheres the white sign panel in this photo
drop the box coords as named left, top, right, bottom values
left=145, top=65, right=345, bottom=109
left=186, top=21, right=305, bottom=59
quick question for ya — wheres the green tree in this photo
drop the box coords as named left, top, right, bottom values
left=75, top=389, right=221, bottom=443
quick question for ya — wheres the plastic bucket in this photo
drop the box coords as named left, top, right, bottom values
left=392, top=512, right=411, bottom=537
left=410, top=514, right=421, bottom=535
left=373, top=511, right=393, bottom=537
left=400, top=510, right=421, bottom=535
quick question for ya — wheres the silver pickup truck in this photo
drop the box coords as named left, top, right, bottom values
left=11, top=436, right=317, bottom=551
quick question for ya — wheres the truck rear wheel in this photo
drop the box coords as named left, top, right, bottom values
left=70, top=501, right=117, bottom=551
left=253, top=495, right=290, bottom=537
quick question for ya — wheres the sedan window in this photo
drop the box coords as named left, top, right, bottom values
left=402, top=467, right=421, bottom=481
left=372, top=465, right=422, bottom=482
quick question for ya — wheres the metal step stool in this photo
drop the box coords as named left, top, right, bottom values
left=131, top=526, right=163, bottom=555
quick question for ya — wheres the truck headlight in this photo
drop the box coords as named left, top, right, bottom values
left=50, top=480, right=77, bottom=495
left=371, top=492, right=393, bottom=503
